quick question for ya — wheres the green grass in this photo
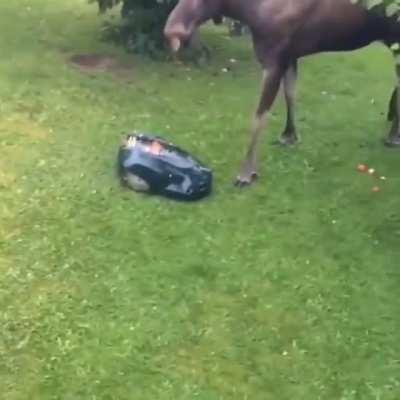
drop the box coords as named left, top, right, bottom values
left=1, top=1, right=400, bottom=399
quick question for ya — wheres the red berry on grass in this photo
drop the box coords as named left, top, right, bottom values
left=357, top=164, right=368, bottom=173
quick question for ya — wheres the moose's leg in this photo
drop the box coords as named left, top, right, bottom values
left=279, top=60, right=299, bottom=146
left=387, top=87, right=397, bottom=122
left=385, top=47, right=400, bottom=146
left=385, top=88, right=400, bottom=146
left=235, top=64, right=284, bottom=186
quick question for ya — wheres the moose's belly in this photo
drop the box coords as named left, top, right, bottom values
left=290, top=2, right=385, bottom=57
left=290, top=30, right=378, bottom=58
left=317, top=24, right=384, bottom=53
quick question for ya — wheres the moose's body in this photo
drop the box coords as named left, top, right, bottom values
left=164, top=0, right=400, bottom=186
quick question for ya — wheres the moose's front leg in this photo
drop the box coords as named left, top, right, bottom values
left=235, top=65, right=284, bottom=186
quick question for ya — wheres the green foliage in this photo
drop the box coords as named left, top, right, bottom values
left=91, top=0, right=178, bottom=57
left=352, top=0, right=400, bottom=18
left=91, top=0, right=120, bottom=13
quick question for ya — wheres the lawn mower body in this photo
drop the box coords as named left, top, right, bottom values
left=118, top=133, right=212, bottom=201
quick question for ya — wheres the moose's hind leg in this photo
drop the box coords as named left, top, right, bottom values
left=387, top=88, right=397, bottom=122
left=279, top=61, right=300, bottom=146
left=385, top=49, right=400, bottom=147
left=385, top=89, right=400, bottom=146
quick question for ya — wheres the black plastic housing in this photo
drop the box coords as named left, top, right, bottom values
left=118, top=133, right=212, bottom=201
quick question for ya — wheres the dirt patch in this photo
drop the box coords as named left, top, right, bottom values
left=69, top=54, right=117, bottom=72
left=0, top=118, right=49, bottom=140
left=68, top=53, right=135, bottom=80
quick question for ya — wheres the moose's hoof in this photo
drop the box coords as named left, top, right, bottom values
left=272, top=133, right=299, bottom=147
left=384, top=136, right=400, bottom=147
left=234, top=172, right=259, bottom=188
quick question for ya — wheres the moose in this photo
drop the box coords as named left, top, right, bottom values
left=164, top=0, right=400, bottom=186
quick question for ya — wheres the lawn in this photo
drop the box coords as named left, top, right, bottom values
left=1, top=1, right=399, bottom=399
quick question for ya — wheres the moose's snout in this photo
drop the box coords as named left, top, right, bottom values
left=164, top=3, right=198, bottom=53
left=164, top=22, right=191, bottom=52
